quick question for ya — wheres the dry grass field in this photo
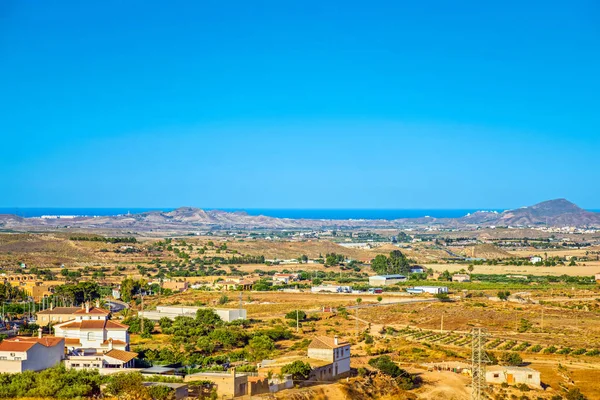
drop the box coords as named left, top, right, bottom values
left=3, top=230, right=600, bottom=398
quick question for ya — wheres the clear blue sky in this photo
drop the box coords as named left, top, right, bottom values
left=1, top=1, right=599, bottom=209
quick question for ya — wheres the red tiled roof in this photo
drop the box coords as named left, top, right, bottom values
left=79, top=320, right=108, bottom=329
left=56, top=319, right=128, bottom=330
left=73, top=307, right=110, bottom=315
left=0, top=341, right=36, bottom=352
left=65, top=338, right=81, bottom=345
left=0, top=336, right=64, bottom=352
left=308, top=336, right=350, bottom=350
left=104, top=349, right=137, bottom=363
left=105, top=320, right=128, bottom=330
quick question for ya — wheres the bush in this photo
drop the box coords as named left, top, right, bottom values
left=368, top=355, right=418, bottom=389
left=565, top=387, right=587, bottom=400
left=517, top=383, right=530, bottom=392
left=434, top=293, right=450, bottom=301
left=0, top=366, right=103, bottom=398
left=501, top=352, right=523, bottom=366
left=281, top=361, right=312, bottom=381
left=285, top=310, right=307, bottom=321
left=529, top=345, right=543, bottom=353
left=147, top=385, right=176, bottom=400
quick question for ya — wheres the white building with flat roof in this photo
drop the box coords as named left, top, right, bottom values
left=368, top=275, right=407, bottom=286
left=486, top=366, right=541, bottom=388
left=409, top=286, right=448, bottom=294
left=139, top=305, right=246, bottom=323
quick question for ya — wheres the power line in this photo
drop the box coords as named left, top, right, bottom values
left=471, top=327, right=491, bottom=400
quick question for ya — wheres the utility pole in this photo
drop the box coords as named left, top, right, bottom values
left=140, top=291, right=144, bottom=335
left=471, top=328, right=490, bottom=400
left=296, top=309, right=299, bottom=333
left=440, top=313, right=444, bottom=334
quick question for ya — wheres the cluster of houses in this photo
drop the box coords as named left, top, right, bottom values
left=0, top=297, right=355, bottom=399
left=0, top=300, right=137, bottom=374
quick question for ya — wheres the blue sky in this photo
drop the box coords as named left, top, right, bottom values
left=1, top=1, right=599, bottom=209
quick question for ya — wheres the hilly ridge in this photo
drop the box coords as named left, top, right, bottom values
left=0, top=199, right=598, bottom=231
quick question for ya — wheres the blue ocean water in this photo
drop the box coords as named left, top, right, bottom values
left=2, top=207, right=598, bottom=220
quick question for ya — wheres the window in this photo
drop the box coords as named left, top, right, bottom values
left=87, top=332, right=96, bottom=341
left=528, top=374, right=533, bottom=379
left=0, top=357, right=6, bottom=360
left=493, top=374, right=499, bottom=378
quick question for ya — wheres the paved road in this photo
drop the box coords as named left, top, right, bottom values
left=105, top=299, right=129, bottom=312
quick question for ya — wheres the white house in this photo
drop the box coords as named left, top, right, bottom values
left=53, top=303, right=130, bottom=353
left=307, top=336, right=351, bottom=379
left=64, top=344, right=138, bottom=371
left=368, top=275, right=407, bottom=287
left=0, top=331, right=64, bottom=373
left=409, top=266, right=425, bottom=274
left=452, top=274, right=471, bottom=282
left=272, top=273, right=299, bottom=285
left=486, top=366, right=541, bottom=388
left=530, top=256, right=543, bottom=264
left=139, top=305, right=246, bottom=323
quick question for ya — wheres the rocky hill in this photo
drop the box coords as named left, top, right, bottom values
left=0, top=199, right=598, bottom=231
left=474, top=199, right=600, bottom=227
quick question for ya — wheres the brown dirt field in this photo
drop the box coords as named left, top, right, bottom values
left=429, top=262, right=600, bottom=276
left=225, top=240, right=390, bottom=262
left=358, top=300, right=600, bottom=349
left=0, top=233, right=94, bottom=267
left=451, top=244, right=513, bottom=259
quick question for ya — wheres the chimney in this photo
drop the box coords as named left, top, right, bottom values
left=108, top=338, right=113, bottom=350
left=81, top=303, right=85, bottom=310
left=85, top=301, right=90, bottom=314
left=38, top=327, right=42, bottom=339
left=50, top=302, right=54, bottom=311
left=334, top=335, right=339, bottom=346
left=231, top=367, right=236, bottom=378
left=95, top=299, right=100, bottom=308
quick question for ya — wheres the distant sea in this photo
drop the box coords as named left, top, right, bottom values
left=3, top=207, right=598, bottom=220
left=0, top=207, right=505, bottom=220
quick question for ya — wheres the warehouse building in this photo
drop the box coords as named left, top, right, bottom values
left=368, top=275, right=407, bottom=287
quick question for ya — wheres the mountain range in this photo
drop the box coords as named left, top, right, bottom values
left=0, top=199, right=598, bottom=231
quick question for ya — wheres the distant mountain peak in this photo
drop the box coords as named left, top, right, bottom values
left=530, top=198, right=581, bottom=212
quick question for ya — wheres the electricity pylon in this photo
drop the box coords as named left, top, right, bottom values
left=471, top=327, right=491, bottom=400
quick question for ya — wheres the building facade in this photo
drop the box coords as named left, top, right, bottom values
left=36, top=306, right=82, bottom=327
left=0, top=333, right=64, bottom=373
left=486, top=366, right=541, bottom=388
left=307, top=336, right=351, bottom=379
left=368, top=275, right=407, bottom=286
